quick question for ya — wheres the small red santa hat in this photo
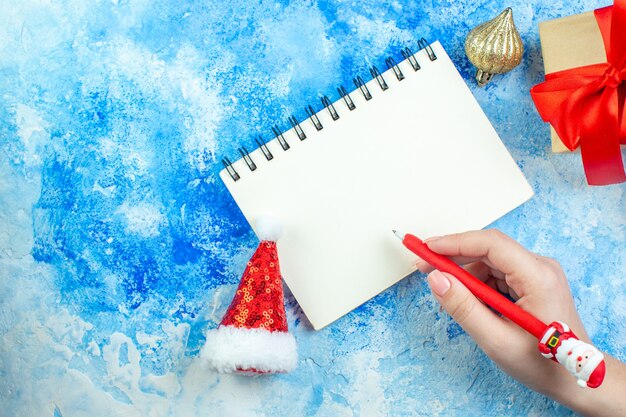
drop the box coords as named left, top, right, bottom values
left=201, top=216, right=297, bottom=374
left=583, top=359, right=606, bottom=389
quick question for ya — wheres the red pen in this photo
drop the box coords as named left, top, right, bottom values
left=394, top=230, right=606, bottom=389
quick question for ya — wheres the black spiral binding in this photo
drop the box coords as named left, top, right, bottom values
left=353, top=75, right=372, bottom=101
left=418, top=38, right=437, bottom=61
left=401, top=47, right=421, bottom=71
left=222, top=156, right=240, bottom=181
left=385, top=57, right=405, bottom=81
left=221, top=39, right=438, bottom=181
left=321, top=95, right=339, bottom=120
left=369, top=66, right=389, bottom=91
left=238, top=146, right=257, bottom=171
left=271, top=125, right=290, bottom=151
left=288, top=115, right=307, bottom=140
left=338, top=86, right=356, bottom=110
left=254, top=135, right=273, bottom=161
left=305, top=105, right=323, bottom=131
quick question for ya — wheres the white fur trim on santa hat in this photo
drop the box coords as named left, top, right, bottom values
left=201, top=325, right=297, bottom=373
left=254, top=215, right=283, bottom=242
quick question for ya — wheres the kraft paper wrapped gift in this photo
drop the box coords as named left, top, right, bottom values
left=538, top=11, right=608, bottom=153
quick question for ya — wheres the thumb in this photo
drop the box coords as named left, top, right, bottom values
left=427, top=270, right=512, bottom=347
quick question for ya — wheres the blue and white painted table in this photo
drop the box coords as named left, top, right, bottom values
left=1, top=1, right=624, bottom=416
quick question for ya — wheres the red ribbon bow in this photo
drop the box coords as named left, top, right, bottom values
left=531, top=0, right=626, bottom=185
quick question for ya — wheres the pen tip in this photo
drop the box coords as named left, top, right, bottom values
left=392, top=229, right=396, bottom=233
left=392, top=229, right=405, bottom=240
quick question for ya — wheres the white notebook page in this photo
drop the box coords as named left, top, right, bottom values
left=220, top=42, right=533, bottom=330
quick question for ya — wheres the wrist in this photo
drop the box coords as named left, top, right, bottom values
left=552, top=354, right=626, bottom=417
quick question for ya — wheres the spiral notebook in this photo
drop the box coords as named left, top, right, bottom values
left=220, top=41, right=534, bottom=330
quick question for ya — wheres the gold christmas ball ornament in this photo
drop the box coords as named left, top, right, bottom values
left=465, top=7, right=524, bottom=86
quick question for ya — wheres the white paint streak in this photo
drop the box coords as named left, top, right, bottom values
left=14, top=104, right=49, bottom=167
left=117, top=200, right=166, bottom=238
left=109, top=40, right=226, bottom=172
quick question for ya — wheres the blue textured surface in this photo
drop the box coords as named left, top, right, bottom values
left=1, top=1, right=624, bottom=416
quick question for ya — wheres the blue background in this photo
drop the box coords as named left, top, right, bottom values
left=1, top=0, right=624, bottom=416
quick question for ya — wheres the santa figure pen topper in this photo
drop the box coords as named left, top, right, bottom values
left=394, top=231, right=606, bottom=389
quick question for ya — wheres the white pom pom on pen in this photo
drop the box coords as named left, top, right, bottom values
left=255, top=215, right=283, bottom=242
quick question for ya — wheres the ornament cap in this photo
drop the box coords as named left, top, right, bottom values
left=475, top=69, right=494, bottom=87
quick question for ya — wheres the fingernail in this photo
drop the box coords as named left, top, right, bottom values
left=428, top=270, right=451, bottom=297
left=424, top=236, right=442, bottom=243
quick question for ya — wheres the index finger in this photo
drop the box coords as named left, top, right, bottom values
left=424, top=229, right=543, bottom=277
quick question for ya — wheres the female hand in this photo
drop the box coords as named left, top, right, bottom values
left=417, top=229, right=626, bottom=417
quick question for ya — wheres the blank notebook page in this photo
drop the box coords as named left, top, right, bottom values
left=220, top=41, right=534, bottom=330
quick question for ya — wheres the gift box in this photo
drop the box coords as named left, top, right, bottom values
left=531, top=1, right=626, bottom=185
left=538, top=11, right=608, bottom=153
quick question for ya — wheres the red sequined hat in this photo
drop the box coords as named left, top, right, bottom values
left=201, top=217, right=297, bottom=374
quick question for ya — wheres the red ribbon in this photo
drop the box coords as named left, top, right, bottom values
left=530, top=0, right=626, bottom=185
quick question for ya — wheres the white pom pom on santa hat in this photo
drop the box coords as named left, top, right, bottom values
left=254, top=215, right=283, bottom=242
